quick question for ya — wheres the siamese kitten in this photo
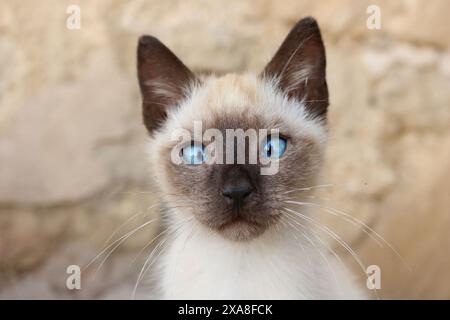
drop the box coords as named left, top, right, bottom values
left=137, top=17, right=365, bottom=299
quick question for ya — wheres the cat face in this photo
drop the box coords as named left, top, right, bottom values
left=138, top=17, right=329, bottom=241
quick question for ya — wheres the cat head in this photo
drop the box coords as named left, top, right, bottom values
left=137, top=17, right=328, bottom=241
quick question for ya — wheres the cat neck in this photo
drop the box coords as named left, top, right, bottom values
left=156, top=208, right=354, bottom=299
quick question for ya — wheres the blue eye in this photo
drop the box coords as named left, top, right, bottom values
left=262, top=136, right=287, bottom=159
left=181, top=143, right=207, bottom=165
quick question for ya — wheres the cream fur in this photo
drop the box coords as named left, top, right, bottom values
left=154, top=217, right=365, bottom=299
left=145, top=74, right=366, bottom=299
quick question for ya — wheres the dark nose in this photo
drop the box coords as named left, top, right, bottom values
left=222, top=178, right=253, bottom=208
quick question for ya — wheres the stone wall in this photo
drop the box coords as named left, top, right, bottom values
left=0, top=0, right=449, bottom=299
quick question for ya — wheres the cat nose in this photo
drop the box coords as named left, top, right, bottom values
left=222, top=179, right=253, bottom=207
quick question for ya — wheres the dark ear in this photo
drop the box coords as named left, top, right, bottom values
left=262, top=17, right=328, bottom=119
left=137, top=36, right=197, bottom=134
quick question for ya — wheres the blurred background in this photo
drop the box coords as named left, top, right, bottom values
left=0, top=0, right=449, bottom=299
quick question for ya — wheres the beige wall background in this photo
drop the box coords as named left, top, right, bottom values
left=0, top=0, right=449, bottom=299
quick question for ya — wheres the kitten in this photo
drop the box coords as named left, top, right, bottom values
left=136, top=17, right=365, bottom=299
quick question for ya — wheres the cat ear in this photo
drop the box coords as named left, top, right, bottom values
left=262, top=17, right=328, bottom=119
left=137, top=36, right=197, bottom=134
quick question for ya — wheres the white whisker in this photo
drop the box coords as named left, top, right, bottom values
left=283, top=200, right=411, bottom=271
left=282, top=207, right=366, bottom=273
left=283, top=212, right=340, bottom=290
left=83, top=217, right=159, bottom=272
